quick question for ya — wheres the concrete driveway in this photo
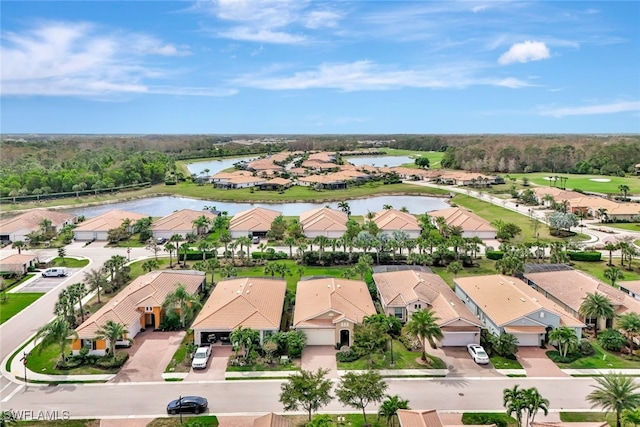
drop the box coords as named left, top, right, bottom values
left=301, top=346, right=338, bottom=378
left=432, top=347, right=499, bottom=377
left=112, top=331, right=185, bottom=383
left=185, top=345, right=233, bottom=381
left=516, top=346, right=568, bottom=377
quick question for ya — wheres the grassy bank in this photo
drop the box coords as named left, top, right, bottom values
left=508, top=172, right=640, bottom=195
left=0, top=292, right=44, bottom=324
left=337, top=340, right=446, bottom=370
left=26, top=341, right=119, bottom=375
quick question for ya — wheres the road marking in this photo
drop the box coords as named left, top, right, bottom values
left=0, top=381, right=15, bottom=394
left=1, top=384, right=23, bottom=403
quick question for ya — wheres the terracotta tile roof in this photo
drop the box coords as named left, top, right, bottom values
left=308, top=152, right=335, bottom=162
left=373, top=270, right=481, bottom=327
left=253, top=413, right=289, bottom=427
left=301, top=159, right=336, bottom=170
left=607, top=203, right=640, bottom=216
left=373, top=209, right=421, bottom=232
left=229, top=207, right=282, bottom=233
left=266, top=178, right=292, bottom=185
left=531, top=423, right=607, bottom=427
left=293, top=278, right=375, bottom=326
left=455, top=275, right=583, bottom=328
left=0, top=209, right=76, bottom=234
left=289, top=167, right=307, bottom=175
left=0, top=253, right=37, bottom=265
left=299, top=207, right=347, bottom=233
left=211, top=170, right=253, bottom=180
left=75, top=271, right=205, bottom=338
left=524, top=270, right=640, bottom=316
left=247, top=158, right=284, bottom=171
left=224, top=176, right=267, bottom=185
left=429, top=207, right=496, bottom=233
left=298, top=175, right=345, bottom=185
left=531, top=187, right=584, bottom=200
left=152, top=209, right=217, bottom=232
left=566, top=196, right=619, bottom=210
left=74, top=210, right=147, bottom=232
left=397, top=410, right=444, bottom=427
left=191, top=277, right=285, bottom=330
left=619, top=280, right=640, bottom=295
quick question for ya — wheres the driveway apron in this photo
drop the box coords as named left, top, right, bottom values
left=301, top=346, right=338, bottom=378
left=517, top=346, right=568, bottom=377
left=185, top=345, right=233, bottom=381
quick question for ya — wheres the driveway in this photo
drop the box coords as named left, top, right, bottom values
left=302, top=346, right=338, bottom=378
left=431, top=347, right=500, bottom=377
left=112, top=331, right=184, bottom=383
left=184, top=344, right=233, bottom=381
left=516, top=346, right=568, bottom=377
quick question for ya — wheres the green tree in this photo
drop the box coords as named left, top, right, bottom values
left=548, top=326, right=578, bottom=358
left=604, top=242, right=619, bottom=266
left=284, top=236, right=296, bottom=259
left=11, top=241, right=25, bottom=254
left=336, top=370, right=388, bottom=423
left=495, top=333, right=519, bottom=358
left=622, top=409, right=640, bottom=427
left=524, top=387, right=549, bottom=426
left=268, top=215, right=287, bottom=241
left=34, top=316, right=78, bottom=363
left=446, top=260, right=463, bottom=277
left=162, top=283, right=201, bottom=328
left=95, top=320, right=131, bottom=359
left=619, top=184, right=630, bottom=200
left=196, top=239, right=212, bottom=261
left=503, top=385, right=528, bottom=427
left=141, top=259, right=159, bottom=273
left=58, top=247, right=67, bottom=265
left=378, top=394, right=410, bottom=427
left=279, top=368, right=333, bottom=421
left=616, top=312, right=640, bottom=352
left=68, top=282, right=87, bottom=323
left=219, top=231, right=233, bottom=259
left=587, top=374, right=640, bottom=427
left=604, top=266, right=624, bottom=288
left=83, top=268, right=107, bottom=304
left=414, top=157, right=430, bottom=168
left=579, top=293, right=615, bottom=338
left=192, top=215, right=211, bottom=237
left=229, top=326, right=259, bottom=363
left=337, top=201, right=351, bottom=217
left=404, top=308, right=443, bottom=360
left=146, top=239, right=162, bottom=261
left=164, top=243, right=176, bottom=268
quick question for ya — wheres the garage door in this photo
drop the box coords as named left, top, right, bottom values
left=513, top=334, right=540, bottom=346
left=303, top=329, right=335, bottom=346
left=440, top=332, right=477, bottom=347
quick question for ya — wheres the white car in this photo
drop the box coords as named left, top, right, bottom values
left=467, top=343, right=490, bottom=365
left=191, top=346, right=211, bottom=370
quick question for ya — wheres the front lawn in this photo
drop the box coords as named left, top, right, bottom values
left=462, top=413, right=517, bottom=427
left=19, top=421, right=99, bottom=427
left=148, top=416, right=219, bottom=427
left=226, top=362, right=301, bottom=372
left=431, top=258, right=497, bottom=286
left=570, top=260, right=640, bottom=282
left=337, top=340, right=446, bottom=370
left=560, top=412, right=615, bottom=427
left=1, top=273, right=35, bottom=292
left=550, top=341, right=640, bottom=369
left=165, top=330, right=193, bottom=373
left=605, top=222, right=640, bottom=232
left=26, top=341, right=119, bottom=375
left=0, top=292, right=44, bottom=324
left=51, top=257, right=90, bottom=268
left=490, top=355, right=523, bottom=370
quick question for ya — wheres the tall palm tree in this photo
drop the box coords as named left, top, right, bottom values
left=11, top=241, right=25, bottom=254
left=284, top=236, right=296, bottom=259
left=83, top=268, right=107, bottom=304
left=616, top=312, right=640, bottom=352
left=404, top=308, right=442, bottom=360
left=196, top=239, right=212, bottom=261
left=604, top=266, right=625, bottom=288
left=587, top=374, right=640, bottom=427
left=162, top=284, right=202, bottom=328
left=524, top=387, right=549, bottom=426
left=34, top=316, right=78, bottom=363
left=141, top=259, right=159, bottom=273
left=618, top=184, right=630, bottom=200
left=579, top=293, right=615, bottom=338
left=68, top=282, right=87, bottom=323
left=503, top=385, right=528, bottom=427
left=192, top=215, right=211, bottom=237
left=95, top=320, right=131, bottom=359
left=604, top=242, right=619, bottom=266
left=378, top=394, right=410, bottom=427
left=548, top=326, right=578, bottom=358
left=179, top=242, right=191, bottom=266
left=164, top=243, right=176, bottom=268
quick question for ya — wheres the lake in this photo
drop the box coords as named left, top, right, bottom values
left=186, top=156, right=256, bottom=175
left=67, top=195, right=450, bottom=218
left=344, top=155, right=414, bottom=167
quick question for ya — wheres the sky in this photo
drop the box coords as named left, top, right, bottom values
left=1, top=1, right=639, bottom=134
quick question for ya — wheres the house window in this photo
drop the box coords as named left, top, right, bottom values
left=145, top=307, right=153, bottom=313
left=540, top=312, right=545, bottom=318
left=414, top=304, right=422, bottom=310
left=82, top=339, right=97, bottom=350
left=394, top=308, right=403, bottom=319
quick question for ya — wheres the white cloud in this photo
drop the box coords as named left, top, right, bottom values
left=472, top=5, right=488, bottom=13
left=540, top=101, right=640, bottom=117
left=494, top=77, right=534, bottom=88
left=304, top=10, right=342, bottom=29
left=498, top=40, right=550, bottom=64
left=218, top=27, right=306, bottom=44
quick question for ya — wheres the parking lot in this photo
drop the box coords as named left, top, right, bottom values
left=12, top=268, right=81, bottom=293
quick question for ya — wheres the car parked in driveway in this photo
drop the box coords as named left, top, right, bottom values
left=467, top=343, right=490, bottom=364
left=166, top=396, right=208, bottom=414
left=191, top=346, right=211, bottom=369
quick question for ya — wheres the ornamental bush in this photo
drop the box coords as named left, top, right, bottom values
left=567, top=251, right=602, bottom=262
left=485, top=251, right=504, bottom=260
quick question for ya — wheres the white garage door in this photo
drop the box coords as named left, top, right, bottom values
left=440, top=332, right=477, bottom=347
left=513, top=334, right=540, bottom=346
left=303, top=329, right=335, bottom=346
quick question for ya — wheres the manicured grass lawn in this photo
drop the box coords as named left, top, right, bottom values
left=462, top=413, right=517, bottom=427
left=1, top=273, right=35, bottom=292
left=337, top=340, right=446, bottom=370
left=20, top=421, right=99, bottom=427
left=561, top=412, right=615, bottom=427
left=26, top=341, right=119, bottom=375
left=148, top=416, right=219, bottom=427
left=508, top=172, right=640, bottom=195
left=551, top=341, right=640, bottom=369
left=52, top=257, right=90, bottom=268
left=570, top=260, right=640, bottom=282
left=226, top=363, right=301, bottom=372
left=128, top=258, right=172, bottom=280
left=381, top=148, right=445, bottom=168
left=165, top=331, right=192, bottom=373
left=431, top=259, right=497, bottom=286
left=605, top=222, right=640, bottom=231
left=490, top=355, right=523, bottom=369
left=0, top=292, right=44, bottom=324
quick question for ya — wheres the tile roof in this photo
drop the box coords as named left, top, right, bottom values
left=266, top=178, right=292, bottom=185
left=229, top=207, right=282, bottom=232
left=152, top=209, right=217, bottom=232
left=75, top=271, right=205, bottom=338
left=397, top=410, right=444, bottom=427
left=455, top=275, right=583, bottom=328
left=211, top=170, right=254, bottom=180
left=0, top=253, right=37, bottom=265
left=293, top=278, right=375, bottom=326
left=74, top=210, right=147, bottom=232
left=191, top=277, right=285, bottom=330
left=373, top=209, right=421, bottom=232
left=429, top=207, right=496, bottom=233
left=524, top=270, right=640, bottom=316
left=253, top=413, right=289, bottom=427
left=607, top=203, right=640, bottom=216
left=0, top=209, right=76, bottom=234
left=373, top=270, right=481, bottom=327
left=299, top=207, right=347, bottom=233
left=619, top=280, right=640, bottom=295
left=531, top=187, right=584, bottom=200
left=566, top=196, right=619, bottom=210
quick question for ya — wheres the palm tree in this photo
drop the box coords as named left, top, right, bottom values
left=503, top=385, right=528, bottom=427
left=196, top=239, right=212, bottom=261
left=337, top=201, right=351, bottom=216
left=604, top=266, right=624, bottom=288
left=34, top=316, right=78, bottom=363
left=313, top=235, right=330, bottom=258
left=284, top=236, right=296, bottom=259
left=95, top=320, right=131, bottom=359
left=404, top=308, right=443, bottom=360
left=164, top=243, right=176, bottom=268
left=68, top=282, right=87, bottom=323
left=623, top=409, right=640, bottom=427
left=11, top=241, right=25, bottom=254
left=524, top=387, right=549, bottom=426
left=495, top=333, right=519, bottom=358
left=587, top=374, right=640, bottom=427
left=378, top=394, right=410, bottom=427
left=579, top=293, right=615, bottom=338
left=236, top=236, right=252, bottom=264
left=83, top=268, right=107, bottom=304
left=619, top=184, right=630, bottom=200
left=446, top=261, right=463, bottom=277
left=548, top=326, right=578, bottom=358
left=162, top=284, right=202, bottom=328
left=141, top=259, right=159, bottom=273
left=192, top=215, right=211, bottom=237
left=604, top=242, right=619, bottom=266
left=205, top=257, right=220, bottom=285
left=616, top=312, right=640, bottom=352
left=219, top=231, right=232, bottom=258
left=597, top=208, right=609, bottom=223
left=221, top=265, right=237, bottom=278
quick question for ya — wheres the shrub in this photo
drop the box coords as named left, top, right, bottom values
left=336, top=349, right=360, bottom=363
left=95, top=351, right=129, bottom=368
left=160, top=311, right=181, bottom=331
left=485, top=251, right=504, bottom=260
left=567, top=251, right=602, bottom=262
left=546, top=350, right=581, bottom=364
left=598, top=329, right=627, bottom=352
left=56, top=357, right=83, bottom=369
left=461, top=413, right=512, bottom=427
left=578, top=339, right=596, bottom=356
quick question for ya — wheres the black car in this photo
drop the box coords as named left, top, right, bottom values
left=166, top=396, right=208, bottom=414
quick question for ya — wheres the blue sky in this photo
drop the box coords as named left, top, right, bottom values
left=1, top=1, right=639, bottom=134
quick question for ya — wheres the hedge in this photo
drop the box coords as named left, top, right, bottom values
left=251, top=251, right=288, bottom=260
left=485, top=250, right=504, bottom=260
left=462, top=413, right=515, bottom=427
left=567, top=251, right=602, bottom=262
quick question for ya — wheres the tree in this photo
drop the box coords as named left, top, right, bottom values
left=524, top=387, right=549, bottom=426
left=446, top=261, right=463, bottom=277
left=414, top=157, right=430, bottom=169
left=616, top=312, right=640, bottom=352
left=548, top=326, right=578, bottom=358
left=192, top=215, right=211, bottom=237
left=579, top=293, right=615, bottom=338
left=604, top=242, right=619, bottom=266
left=378, top=394, right=410, bottom=427
left=587, top=374, right=640, bottom=427
left=547, top=212, right=579, bottom=233
left=337, top=201, right=351, bottom=217
left=0, top=409, right=17, bottom=427
left=141, top=259, right=159, bottom=273
left=162, top=284, right=201, bottom=328
left=95, top=320, right=131, bottom=359
left=146, top=239, right=162, bottom=261
left=284, top=236, right=296, bottom=259
left=83, top=268, right=107, bottom=304
left=268, top=215, right=287, bottom=241
left=58, top=247, right=67, bottom=265
left=179, top=242, right=191, bottom=266
left=604, top=266, right=624, bottom=288
left=164, top=243, right=176, bottom=268
left=229, top=326, right=259, bottom=363
left=336, top=370, right=388, bottom=423
left=34, top=316, right=78, bottom=363
left=68, top=282, right=87, bottom=323
left=279, top=368, right=333, bottom=421
left=495, top=333, right=519, bottom=358
left=503, top=385, right=549, bottom=427
left=619, top=184, right=630, bottom=200
left=11, top=241, right=25, bottom=254
left=404, top=308, right=443, bottom=360
left=196, top=239, right=212, bottom=261
left=623, top=409, right=640, bottom=427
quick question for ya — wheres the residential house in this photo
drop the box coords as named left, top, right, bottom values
left=229, top=207, right=282, bottom=238
left=73, top=210, right=147, bottom=241
left=605, top=203, right=640, bottom=222
left=0, top=209, right=77, bottom=242
left=373, top=209, right=421, bottom=238
left=373, top=269, right=482, bottom=346
left=0, top=253, right=38, bottom=275
left=523, top=269, right=640, bottom=331
left=300, top=207, right=347, bottom=238
left=191, top=277, right=286, bottom=345
left=398, top=409, right=495, bottom=427
left=253, top=413, right=289, bottom=427
left=246, top=157, right=284, bottom=172
left=258, top=178, right=293, bottom=191
left=151, top=209, right=217, bottom=240
left=530, top=187, right=584, bottom=206
left=72, top=270, right=205, bottom=356
left=454, top=275, right=584, bottom=346
left=619, top=280, right=640, bottom=301
left=565, top=196, right=619, bottom=217
left=210, top=170, right=253, bottom=184
left=428, top=207, right=496, bottom=239
left=297, top=174, right=347, bottom=189
left=293, top=277, right=375, bottom=346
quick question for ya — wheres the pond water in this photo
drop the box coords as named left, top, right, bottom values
left=67, top=195, right=450, bottom=218
left=344, top=155, right=414, bottom=167
left=186, top=156, right=257, bottom=175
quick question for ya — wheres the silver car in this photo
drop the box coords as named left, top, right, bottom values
left=467, top=343, right=490, bottom=364
left=191, top=346, right=211, bottom=369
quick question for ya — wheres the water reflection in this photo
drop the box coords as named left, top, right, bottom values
left=345, top=155, right=414, bottom=167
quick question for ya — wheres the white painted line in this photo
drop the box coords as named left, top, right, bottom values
left=1, top=384, right=23, bottom=403
left=0, top=381, right=15, bottom=394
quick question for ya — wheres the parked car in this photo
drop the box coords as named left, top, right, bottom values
left=157, top=237, right=167, bottom=244
left=252, top=236, right=260, bottom=244
left=191, top=346, right=211, bottom=370
left=166, top=396, right=208, bottom=414
left=42, top=267, right=68, bottom=277
left=467, top=343, right=490, bottom=365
